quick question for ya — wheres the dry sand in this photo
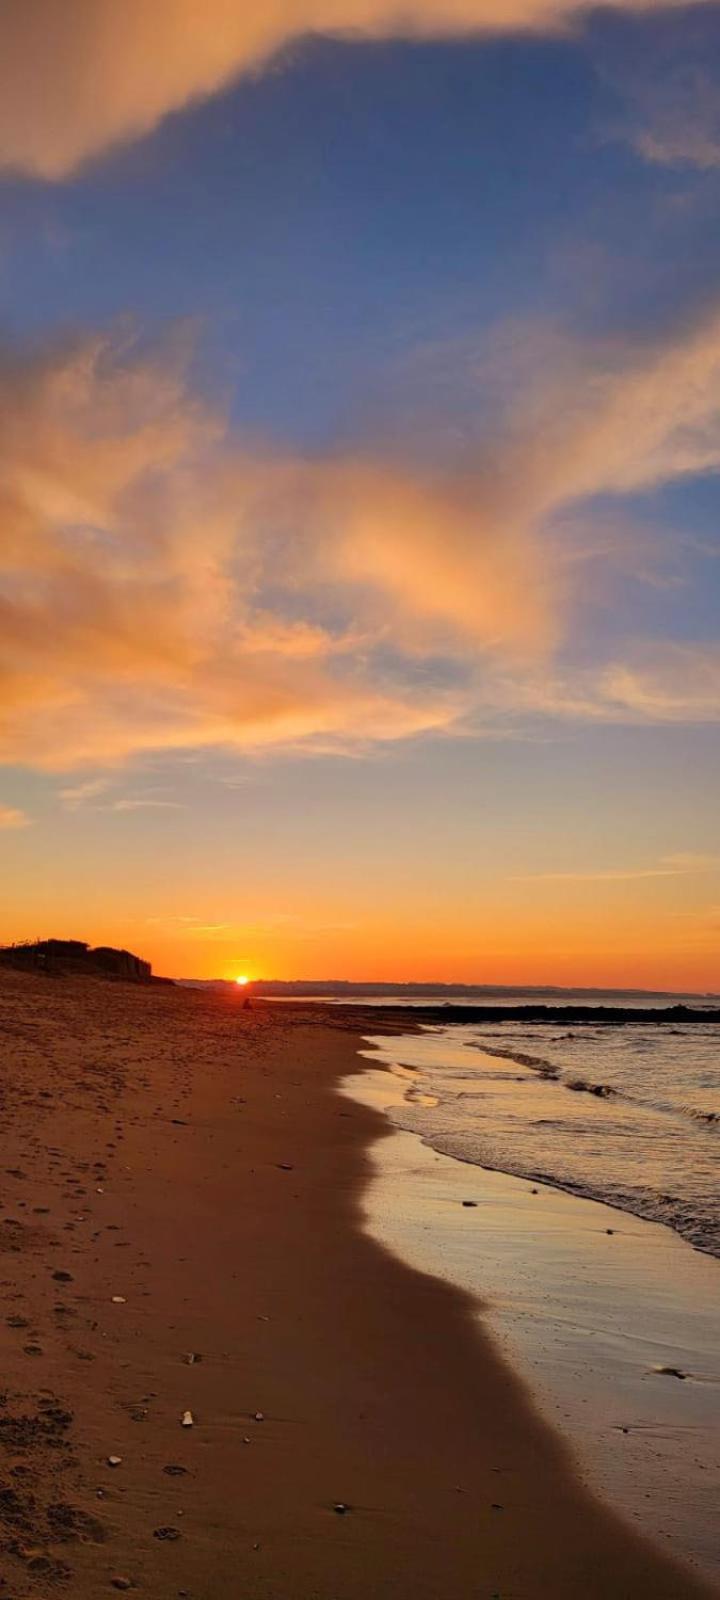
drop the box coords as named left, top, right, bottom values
left=0, top=970, right=715, bottom=1599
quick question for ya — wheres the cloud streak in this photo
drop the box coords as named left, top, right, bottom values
left=0, top=0, right=711, bottom=178
left=511, top=855, right=720, bottom=882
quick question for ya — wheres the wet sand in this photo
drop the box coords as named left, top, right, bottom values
left=0, top=971, right=715, bottom=1598
left=347, top=1052, right=720, bottom=1579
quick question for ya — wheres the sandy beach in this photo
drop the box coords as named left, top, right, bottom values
left=0, top=970, right=716, bottom=1599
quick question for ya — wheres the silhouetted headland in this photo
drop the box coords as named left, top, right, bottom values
left=0, top=937, right=171, bottom=984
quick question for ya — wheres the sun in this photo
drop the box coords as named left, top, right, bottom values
left=234, top=974, right=250, bottom=986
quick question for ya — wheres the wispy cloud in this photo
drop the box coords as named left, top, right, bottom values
left=479, top=644, right=720, bottom=728
left=143, top=911, right=359, bottom=939
left=0, top=803, right=30, bottom=829
left=110, top=798, right=185, bottom=812
left=59, top=778, right=112, bottom=809
left=2, top=304, right=720, bottom=776
left=0, top=0, right=710, bottom=178
left=512, top=854, right=720, bottom=883
left=59, top=778, right=184, bottom=812
left=597, top=9, right=720, bottom=171
left=663, top=852, right=720, bottom=871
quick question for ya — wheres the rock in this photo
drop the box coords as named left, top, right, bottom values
left=163, top=1464, right=189, bottom=1476
left=253, top=1411, right=264, bottom=1422
left=154, top=1526, right=181, bottom=1541
left=111, top=1295, right=127, bottom=1304
left=111, top=1580, right=134, bottom=1592
left=107, top=1456, right=122, bottom=1468
left=52, top=1270, right=74, bottom=1282
left=181, top=1410, right=194, bottom=1427
left=461, top=1201, right=477, bottom=1208
left=333, top=1502, right=350, bottom=1514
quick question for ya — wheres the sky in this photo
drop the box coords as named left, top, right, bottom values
left=0, top=0, right=719, bottom=988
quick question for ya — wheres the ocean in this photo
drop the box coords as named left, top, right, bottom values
left=342, top=1003, right=720, bottom=1581
left=361, top=1014, right=720, bottom=1258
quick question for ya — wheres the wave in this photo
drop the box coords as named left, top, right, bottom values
left=367, top=1020, right=720, bottom=1261
left=470, top=1040, right=719, bottom=1131
left=403, top=1120, right=720, bottom=1261
left=467, top=1042, right=561, bottom=1078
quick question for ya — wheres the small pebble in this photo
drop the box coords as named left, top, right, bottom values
left=181, top=1410, right=194, bottom=1427
left=108, top=1455, right=122, bottom=1468
left=154, top=1526, right=181, bottom=1541
left=111, top=1295, right=127, bottom=1304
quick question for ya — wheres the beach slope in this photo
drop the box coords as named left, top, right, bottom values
left=0, top=972, right=714, bottom=1598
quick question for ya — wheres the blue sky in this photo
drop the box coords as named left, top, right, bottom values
left=2, top=23, right=718, bottom=433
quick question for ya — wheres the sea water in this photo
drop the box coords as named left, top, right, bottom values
left=363, top=1018, right=720, bottom=1257
left=343, top=1017, right=720, bottom=1582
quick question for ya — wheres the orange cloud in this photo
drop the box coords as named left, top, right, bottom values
left=0, top=329, right=485, bottom=768
left=0, top=804, right=29, bottom=828
left=2, top=304, right=719, bottom=775
left=0, top=0, right=708, bottom=178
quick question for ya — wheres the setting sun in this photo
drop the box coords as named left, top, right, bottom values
left=235, top=974, right=250, bottom=986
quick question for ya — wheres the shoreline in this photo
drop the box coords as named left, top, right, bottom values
left=0, top=971, right=715, bottom=1597
left=353, top=1022, right=720, bottom=1260
left=347, top=1043, right=720, bottom=1581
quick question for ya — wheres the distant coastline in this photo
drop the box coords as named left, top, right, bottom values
left=179, top=978, right=720, bottom=1002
